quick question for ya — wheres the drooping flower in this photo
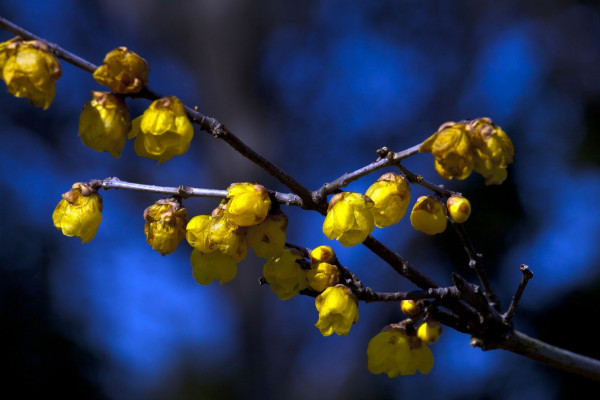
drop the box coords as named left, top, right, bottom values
left=367, top=325, right=433, bottom=377
left=128, top=96, right=194, bottom=163
left=143, top=197, right=188, bottom=255
left=0, top=37, right=61, bottom=109
left=190, top=249, right=237, bottom=285
left=419, top=122, right=473, bottom=180
left=466, top=118, right=515, bottom=185
left=246, top=210, right=288, bottom=258
left=322, top=192, right=375, bottom=247
left=78, top=91, right=131, bottom=158
left=314, top=284, right=359, bottom=336
left=446, top=195, right=471, bottom=223
left=52, top=182, right=103, bottom=243
left=410, top=196, right=447, bottom=235
left=225, top=183, right=271, bottom=227
left=186, top=209, right=247, bottom=262
left=262, top=249, right=308, bottom=300
left=92, top=46, right=148, bottom=94
left=365, top=172, right=411, bottom=228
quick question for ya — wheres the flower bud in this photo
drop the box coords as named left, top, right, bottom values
left=410, top=196, right=447, bottom=235
left=190, top=249, right=237, bottom=285
left=400, top=300, right=422, bottom=317
left=309, top=245, right=336, bottom=264
left=420, top=122, right=473, bottom=180
left=446, top=195, right=471, bottom=223
left=128, top=96, right=194, bottom=163
left=143, top=198, right=187, bottom=255
left=52, top=182, right=102, bottom=243
left=314, top=284, right=359, bottom=337
left=0, top=37, right=61, bottom=109
left=365, top=172, right=411, bottom=228
left=246, top=210, right=288, bottom=258
left=262, top=249, right=308, bottom=300
left=322, top=192, right=375, bottom=247
left=225, top=183, right=271, bottom=227
left=417, top=320, right=443, bottom=344
left=93, top=47, right=148, bottom=94
left=78, top=91, right=131, bottom=158
left=466, top=118, right=515, bottom=185
left=307, top=262, right=340, bottom=292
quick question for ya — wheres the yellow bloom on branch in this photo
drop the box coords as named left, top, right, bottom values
left=365, top=172, right=411, bottom=228
left=128, top=96, right=194, bottom=163
left=93, top=46, right=148, bottom=94
left=186, top=209, right=248, bottom=262
left=143, top=198, right=188, bottom=256
left=322, top=192, right=375, bottom=247
left=417, top=320, right=443, bottom=344
left=307, top=262, right=340, bottom=293
left=0, top=37, right=61, bottom=109
left=79, top=91, right=131, bottom=158
left=262, top=249, right=308, bottom=300
left=225, top=183, right=271, bottom=227
left=314, top=284, right=359, bottom=336
left=190, top=249, right=237, bottom=285
left=309, top=245, right=336, bottom=264
left=410, top=196, right=447, bottom=235
left=467, top=118, right=515, bottom=185
left=420, top=122, right=473, bottom=180
left=367, top=325, right=433, bottom=377
left=52, top=182, right=103, bottom=243
left=246, top=210, right=288, bottom=258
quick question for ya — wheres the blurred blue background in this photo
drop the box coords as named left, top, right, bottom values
left=1, top=1, right=600, bottom=399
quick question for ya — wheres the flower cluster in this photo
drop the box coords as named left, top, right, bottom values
left=420, top=118, right=514, bottom=185
left=367, top=324, right=434, bottom=377
left=0, top=37, right=61, bottom=109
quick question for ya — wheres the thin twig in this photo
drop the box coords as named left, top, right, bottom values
left=503, top=264, right=534, bottom=324
left=100, top=176, right=302, bottom=205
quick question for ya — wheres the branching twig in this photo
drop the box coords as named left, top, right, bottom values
left=503, top=264, right=534, bottom=324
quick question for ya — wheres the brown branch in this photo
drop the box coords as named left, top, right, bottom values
left=503, top=264, right=534, bottom=324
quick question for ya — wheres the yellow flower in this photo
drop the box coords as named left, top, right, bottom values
left=367, top=325, right=433, bottom=377
left=185, top=210, right=247, bottom=262
left=246, top=210, right=288, bottom=258
left=262, top=249, right=308, bottom=300
left=309, top=245, right=336, bottom=264
left=417, top=320, right=443, bottom=344
left=446, top=195, right=471, bottom=223
left=420, top=122, right=474, bottom=180
left=314, top=285, right=359, bottom=336
left=128, top=96, right=194, bottom=163
left=52, top=182, right=103, bottom=243
left=143, top=198, right=188, bottom=256
left=400, top=300, right=422, bottom=317
left=0, top=37, right=61, bottom=109
left=190, top=249, right=237, bottom=285
left=322, top=192, right=375, bottom=247
left=92, top=46, right=148, bottom=94
left=307, top=262, right=340, bottom=292
left=410, top=196, right=447, bottom=235
left=365, top=172, right=411, bottom=228
left=78, top=91, right=131, bottom=158
left=225, top=183, right=271, bottom=227
left=466, top=118, right=515, bottom=185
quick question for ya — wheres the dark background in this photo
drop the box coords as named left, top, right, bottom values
left=1, top=1, right=600, bottom=399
